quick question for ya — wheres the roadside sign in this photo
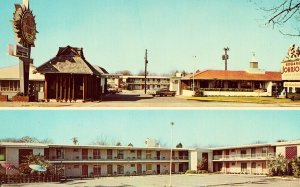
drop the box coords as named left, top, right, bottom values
left=8, top=44, right=29, bottom=58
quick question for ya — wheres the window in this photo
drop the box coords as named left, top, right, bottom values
left=146, top=164, right=152, bottom=171
left=232, top=162, right=235, bottom=166
left=0, top=80, right=20, bottom=92
left=131, top=164, right=135, bottom=167
left=146, top=151, right=152, bottom=159
left=0, top=147, right=5, bottom=161
left=74, top=165, right=79, bottom=168
left=241, top=150, right=247, bottom=157
left=73, top=149, right=79, bottom=152
left=130, top=150, right=135, bottom=153
left=117, top=150, right=124, bottom=159
left=262, top=162, right=266, bottom=169
left=93, top=149, right=101, bottom=159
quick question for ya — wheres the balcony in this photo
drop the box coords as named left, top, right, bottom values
left=213, top=153, right=276, bottom=161
left=49, top=155, right=189, bottom=162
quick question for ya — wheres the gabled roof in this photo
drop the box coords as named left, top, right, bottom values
left=93, top=65, right=109, bottom=74
left=36, top=46, right=101, bottom=75
left=0, top=64, right=44, bottom=81
left=182, top=70, right=281, bottom=81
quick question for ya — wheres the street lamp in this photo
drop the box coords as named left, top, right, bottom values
left=192, top=56, right=197, bottom=92
left=169, top=122, right=174, bottom=187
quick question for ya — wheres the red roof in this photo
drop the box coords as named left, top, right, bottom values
left=182, top=70, right=281, bottom=81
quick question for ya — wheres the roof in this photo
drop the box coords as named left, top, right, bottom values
left=48, top=144, right=194, bottom=151
left=210, top=143, right=272, bottom=150
left=0, top=64, right=44, bottom=81
left=36, top=46, right=101, bottom=76
left=0, top=142, right=48, bottom=148
left=210, top=140, right=300, bottom=150
left=93, top=65, right=109, bottom=74
left=122, top=76, right=170, bottom=79
left=0, top=142, right=194, bottom=151
left=182, top=70, right=281, bottom=81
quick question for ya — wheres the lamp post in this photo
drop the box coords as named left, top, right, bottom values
left=192, top=56, right=197, bottom=92
left=169, top=122, right=174, bottom=187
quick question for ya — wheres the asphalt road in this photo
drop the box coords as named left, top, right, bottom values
left=0, top=93, right=300, bottom=107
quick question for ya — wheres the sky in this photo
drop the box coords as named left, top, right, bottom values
left=0, top=110, right=299, bottom=148
left=0, top=0, right=298, bottom=75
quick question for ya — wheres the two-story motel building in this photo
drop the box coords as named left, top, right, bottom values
left=0, top=140, right=299, bottom=177
left=0, top=142, right=192, bottom=177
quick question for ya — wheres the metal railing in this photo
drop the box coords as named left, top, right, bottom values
left=213, top=153, right=275, bottom=160
left=50, top=155, right=189, bottom=161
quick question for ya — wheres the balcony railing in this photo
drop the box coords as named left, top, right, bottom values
left=213, top=153, right=276, bottom=160
left=49, top=155, right=189, bottom=161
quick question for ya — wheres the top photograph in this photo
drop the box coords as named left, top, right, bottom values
left=0, top=0, right=300, bottom=108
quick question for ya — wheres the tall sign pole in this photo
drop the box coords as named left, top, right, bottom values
left=10, top=0, right=37, bottom=96
left=144, top=49, right=148, bottom=94
left=222, top=47, right=229, bottom=71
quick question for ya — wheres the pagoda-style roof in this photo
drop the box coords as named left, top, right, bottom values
left=36, top=46, right=101, bottom=75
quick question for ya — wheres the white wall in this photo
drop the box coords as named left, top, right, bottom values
left=189, top=150, right=197, bottom=171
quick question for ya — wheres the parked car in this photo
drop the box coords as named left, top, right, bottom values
left=148, top=88, right=176, bottom=97
left=107, top=88, right=118, bottom=94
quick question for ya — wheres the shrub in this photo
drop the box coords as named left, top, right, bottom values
left=268, top=154, right=288, bottom=176
left=185, top=170, right=197, bottom=174
left=290, top=156, right=300, bottom=178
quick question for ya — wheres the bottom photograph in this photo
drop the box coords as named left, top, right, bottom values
left=0, top=110, right=299, bottom=187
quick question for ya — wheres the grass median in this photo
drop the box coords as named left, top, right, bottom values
left=182, top=96, right=300, bottom=104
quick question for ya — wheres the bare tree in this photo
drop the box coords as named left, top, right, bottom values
left=256, top=0, right=300, bottom=36
left=116, top=70, right=132, bottom=76
left=0, top=136, right=53, bottom=143
left=91, top=135, right=120, bottom=146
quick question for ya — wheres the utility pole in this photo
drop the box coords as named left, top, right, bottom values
left=144, top=49, right=148, bottom=94
left=222, top=47, right=230, bottom=70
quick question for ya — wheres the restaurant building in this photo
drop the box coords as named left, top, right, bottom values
left=0, top=63, right=44, bottom=100
left=36, top=46, right=108, bottom=102
left=181, top=56, right=282, bottom=97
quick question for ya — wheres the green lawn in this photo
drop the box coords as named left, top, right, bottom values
left=183, top=96, right=300, bottom=104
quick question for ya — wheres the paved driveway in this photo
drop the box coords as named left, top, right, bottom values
left=3, top=174, right=300, bottom=187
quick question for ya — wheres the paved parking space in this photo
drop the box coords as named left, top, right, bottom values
left=3, top=174, right=300, bottom=187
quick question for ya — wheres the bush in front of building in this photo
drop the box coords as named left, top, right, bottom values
left=194, top=90, right=204, bottom=97
left=268, top=154, right=288, bottom=176
left=290, top=156, right=300, bottom=178
left=185, top=170, right=197, bottom=174
left=288, top=93, right=300, bottom=101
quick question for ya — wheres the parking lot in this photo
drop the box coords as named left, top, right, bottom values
left=1, top=93, right=299, bottom=108
left=2, top=174, right=300, bottom=187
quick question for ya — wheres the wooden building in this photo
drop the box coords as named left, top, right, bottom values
left=36, top=46, right=105, bottom=102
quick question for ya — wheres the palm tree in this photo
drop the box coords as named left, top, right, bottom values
left=71, top=137, right=78, bottom=145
